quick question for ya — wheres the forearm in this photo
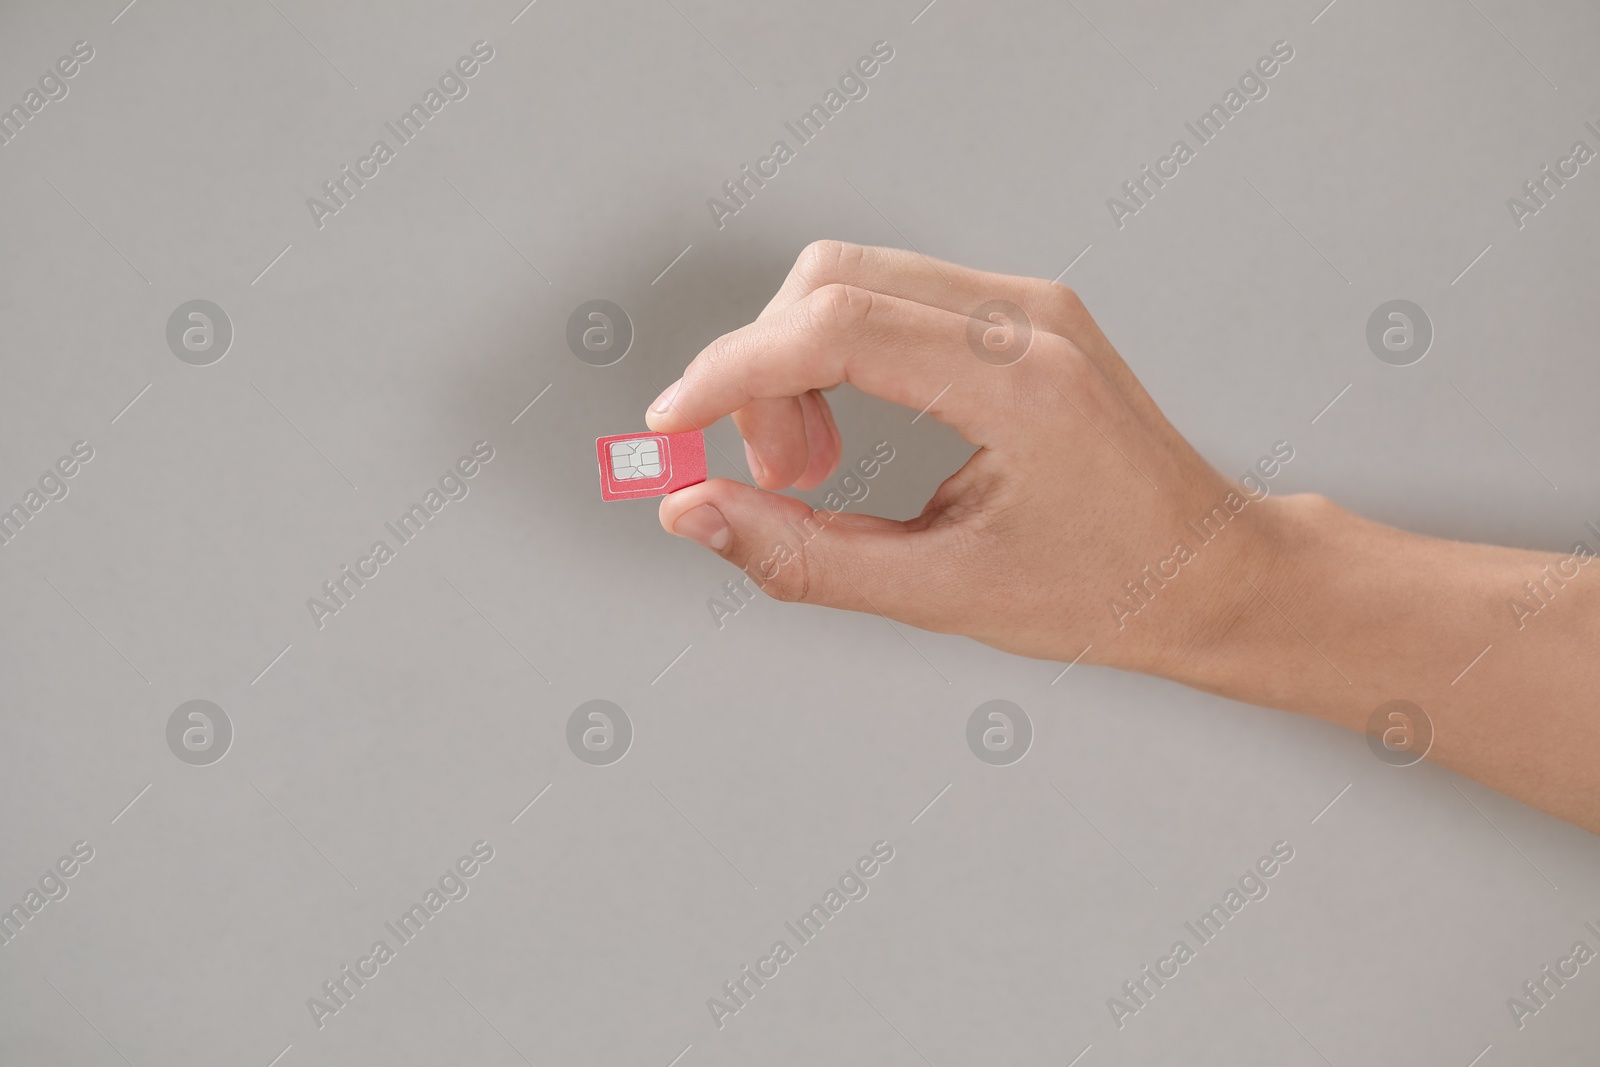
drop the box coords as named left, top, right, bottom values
left=1156, top=494, right=1600, bottom=833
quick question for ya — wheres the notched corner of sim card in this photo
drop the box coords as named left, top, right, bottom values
left=595, top=429, right=706, bottom=501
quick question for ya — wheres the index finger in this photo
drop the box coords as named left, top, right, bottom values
left=644, top=283, right=1044, bottom=444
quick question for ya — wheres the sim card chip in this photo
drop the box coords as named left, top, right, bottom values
left=609, top=438, right=663, bottom=480
left=595, top=430, right=706, bottom=501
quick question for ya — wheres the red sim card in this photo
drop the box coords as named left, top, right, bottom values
left=595, top=430, right=707, bottom=501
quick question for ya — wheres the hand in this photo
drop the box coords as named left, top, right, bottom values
left=646, top=242, right=1600, bottom=833
left=644, top=241, right=1286, bottom=673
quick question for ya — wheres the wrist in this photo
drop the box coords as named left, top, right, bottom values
left=1127, top=491, right=1352, bottom=708
left=1142, top=490, right=1547, bottom=730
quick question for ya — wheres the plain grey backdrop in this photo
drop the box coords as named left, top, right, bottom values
left=3, top=0, right=1599, bottom=1064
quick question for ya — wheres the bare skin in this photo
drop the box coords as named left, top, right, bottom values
left=646, top=241, right=1600, bottom=835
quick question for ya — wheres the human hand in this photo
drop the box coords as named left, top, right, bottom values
left=645, top=241, right=1289, bottom=673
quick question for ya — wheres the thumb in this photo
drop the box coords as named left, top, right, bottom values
left=658, top=478, right=922, bottom=613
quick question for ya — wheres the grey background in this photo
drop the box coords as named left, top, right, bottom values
left=3, top=0, right=1599, bottom=1064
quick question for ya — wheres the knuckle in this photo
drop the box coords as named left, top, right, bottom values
left=794, top=240, right=855, bottom=290
left=834, top=240, right=868, bottom=274
left=1044, top=280, right=1086, bottom=318
left=803, top=282, right=873, bottom=339
left=1045, top=280, right=1082, bottom=307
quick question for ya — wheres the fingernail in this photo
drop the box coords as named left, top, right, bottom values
left=672, top=504, right=730, bottom=551
left=743, top=440, right=765, bottom=483
left=651, top=379, right=681, bottom=414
